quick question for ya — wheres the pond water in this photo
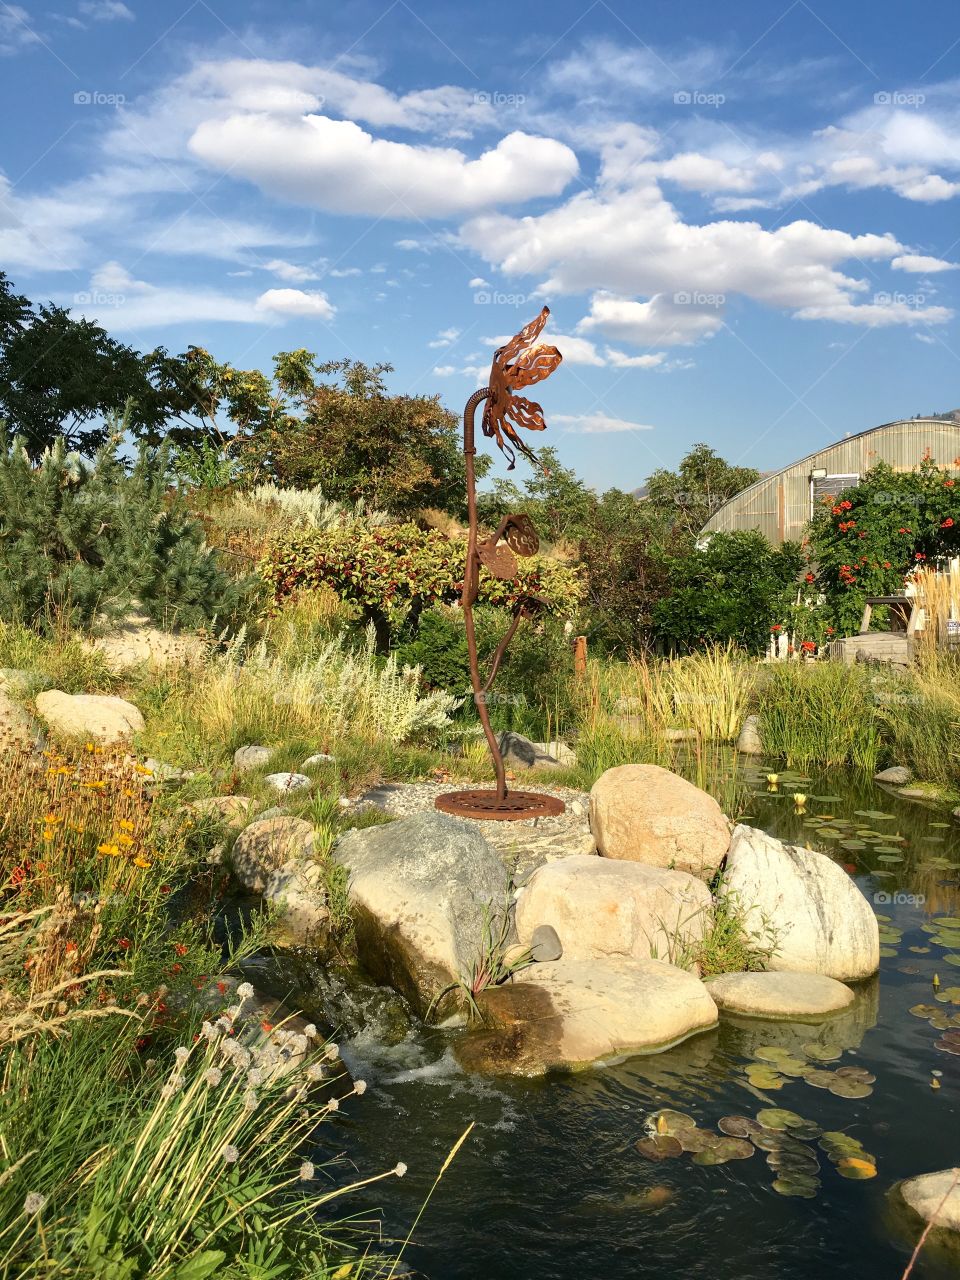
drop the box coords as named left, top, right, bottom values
left=246, top=760, right=960, bottom=1279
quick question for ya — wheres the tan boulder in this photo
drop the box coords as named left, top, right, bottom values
left=34, top=690, right=144, bottom=744
left=188, top=795, right=254, bottom=830
left=230, top=817, right=316, bottom=894
left=458, top=956, right=719, bottom=1074
left=899, top=1169, right=960, bottom=1234
left=705, top=970, right=856, bottom=1019
left=89, top=616, right=206, bottom=674
left=515, top=855, right=712, bottom=967
left=0, top=690, right=42, bottom=753
left=589, top=764, right=730, bottom=878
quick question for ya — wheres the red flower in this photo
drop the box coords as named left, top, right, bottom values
left=771, top=624, right=782, bottom=632
left=805, top=572, right=815, bottom=583
left=826, top=626, right=835, bottom=635
left=945, top=480, right=955, bottom=488
left=898, top=527, right=911, bottom=534
left=832, top=506, right=843, bottom=516
left=173, top=943, right=188, bottom=957
left=117, top=938, right=131, bottom=951
left=883, top=561, right=891, bottom=569
left=800, top=640, right=816, bottom=652
left=840, top=500, right=853, bottom=510
left=943, top=518, right=955, bottom=528
left=915, top=552, right=927, bottom=560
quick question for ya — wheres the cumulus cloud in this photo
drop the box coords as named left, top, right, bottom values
left=263, top=258, right=324, bottom=282
left=79, top=0, right=134, bottom=20
left=0, top=5, right=41, bottom=54
left=428, top=327, right=460, bottom=348
left=255, top=288, right=335, bottom=318
left=553, top=412, right=655, bottom=433
left=892, top=253, right=958, bottom=273
left=188, top=117, right=579, bottom=218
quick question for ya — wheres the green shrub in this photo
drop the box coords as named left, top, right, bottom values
left=394, top=604, right=576, bottom=736
left=0, top=434, right=263, bottom=633
left=261, top=518, right=584, bottom=651
left=757, top=661, right=880, bottom=770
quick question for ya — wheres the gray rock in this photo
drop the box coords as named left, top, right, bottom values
left=255, top=806, right=289, bottom=822
left=334, top=811, right=509, bottom=1016
left=263, top=859, right=329, bottom=944
left=529, top=923, right=563, bottom=963
left=234, top=745, right=272, bottom=772
left=302, top=753, right=336, bottom=768
left=499, top=731, right=562, bottom=770
left=874, top=765, right=913, bottom=785
left=664, top=728, right=698, bottom=742
left=264, top=771, right=311, bottom=793
left=143, top=757, right=189, bottom=784
left=231, top=817, right=316, bottom=893
left=532, top=739, right=577, bottom=766
left=719, top=824, right=880, bottom=982
left=737, top=715, right=764, bottom=755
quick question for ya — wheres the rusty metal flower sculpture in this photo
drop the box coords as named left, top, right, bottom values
left=482, top=306, right=563, bottom=470
left=435, top=308, right=565, bottom=823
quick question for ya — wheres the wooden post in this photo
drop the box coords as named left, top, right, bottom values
left=574, top=634, right=588, bottom=679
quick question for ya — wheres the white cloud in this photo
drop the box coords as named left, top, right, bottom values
left=263, top=258, right=324, bottom=282
left=0, top=5, right=41, bottom=54
left=329, top=267, right=362, bottom=277
left=79, top=0, right=134, bottom=20
left=429, top=327, right=460, bottom=348
left=915, top=333, right=938, bottom=344
left=255, top=288, right=335, bottom=318
left=469, top=276, right=489, bottom=288
left=892, top=253, right=958, bottom=273
left=432, top=365, right=456, bottom=376
left=579, top=293, right=724, bottom=346
left=553, top=412, right=655, bottom=433
left=189, top=118, right=578, bottom=218
left=72, top=264, right=261, bottom=330
left=604, top=348, right=666, bottom=369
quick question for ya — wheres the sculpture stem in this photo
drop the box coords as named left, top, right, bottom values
left=462, top=387, right=508, bottom=801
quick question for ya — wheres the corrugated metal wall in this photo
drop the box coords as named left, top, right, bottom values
left=700, top=419, right=960, bottom=545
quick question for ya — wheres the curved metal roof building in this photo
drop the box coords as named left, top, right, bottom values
left=699, top=417, right=960, bottom=546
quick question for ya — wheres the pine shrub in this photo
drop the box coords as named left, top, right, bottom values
left=0, top=433, right=262, bottom=632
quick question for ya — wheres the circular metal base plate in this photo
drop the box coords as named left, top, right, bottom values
left=434, top=789, right=565, bottom=821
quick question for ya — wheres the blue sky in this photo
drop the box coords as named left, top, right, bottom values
left=2, top=0, right=959, bottom=491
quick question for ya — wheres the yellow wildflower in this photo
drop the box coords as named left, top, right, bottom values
left=97, top=842, right=120, bottom=857
left=118, top=819, right=135, bottom=832
left=117, top=834, right=134, bottom=847
left=133, top=855, right=152, bottom=869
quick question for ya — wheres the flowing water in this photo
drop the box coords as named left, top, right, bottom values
left=246, top=760, right=960, bottom=1279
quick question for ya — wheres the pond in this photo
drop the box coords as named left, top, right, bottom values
left=246, top=758, right=960, bottom=1279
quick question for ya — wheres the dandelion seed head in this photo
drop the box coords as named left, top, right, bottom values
left=174, top=1047, right=190, bottom=1066
left=246, top=1068, right=263, bottom=1087
left=221, top=1144, right=239, bottom=1164
left=242, top=1089, right=258, bottom=1112
left=299, top=1161, right=315, bottom=1181
left=394, top=1162, right=407, bottom=1178
left=305, top=1062, right=326, bottom=1082
left=201, top=1021, right=219, bottom=1041
left=326, top=1097, right=340, bottom=1112
left=303, top=1023, right=318, bottom=1039
left=203, top=1068, right=222, bottom=1087
left=23, top=1192, right=46, bottom=1215
left=325, top=1043, right=339, bottom=1061
left=354, top=1080, right=367, bottom=1095
left=236, top=982, right=254, bottom=1000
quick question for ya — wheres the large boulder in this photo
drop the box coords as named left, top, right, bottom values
left=334, top=812, right=509, bottom=1017
left=90, top=617, right=205, bottom=674
left=589, top=764, right=729, bottom=879
left=874, top=765, right=913, bottom=785
left=231, top=817, right=317, bottom=893
left=899, top=1169, right=960, bottom=1234
left=719, top=825, right=880, bottom=982
left=0, top=690, right=42, bottom=753
left=457, top=957, right=718, bottom=1075
left=262, top=859, right=329, bottom=945
left=705, top=970, right=856, bottom=1019
left=514, top=855, right=712, bottom=967
left=34, top=690, right=144, bottom=744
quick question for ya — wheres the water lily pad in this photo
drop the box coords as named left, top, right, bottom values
left=836, top=1157, right=877, bottom=1180
left=677, top=1127, right=721, bottom=1153
left=757, top=1108, right=804, bottom=1130
left=650, top=1109, right=696, bottom=1134
left=718, top=1116, right=762, bottom=1138
left=910, top=946, right=932, bottom=954
left=879, top=946, right=898, bottom=958
left=877, top=854, right=904, bottom=863
left=934, top=1038, right=960, bottom=1055
left=772, top=1177, right=818, bottom=1198
left=636, top=1134, right=683, bottom=1161
left=753, top=1045, right=791, bottom=1063
left=935, top=917, right=960, bottom=927
left=829, top=1077, right=873, bottom=1099
left=944, top=955, right=960, bottom=967
left=835, top=1066, right=876, bottom=1084
left=802, top=1068, right=837, bottom=1089
left=713, top=1137, right=755, bottom=1161
left=805, top=1043, right=843, bottom=1062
